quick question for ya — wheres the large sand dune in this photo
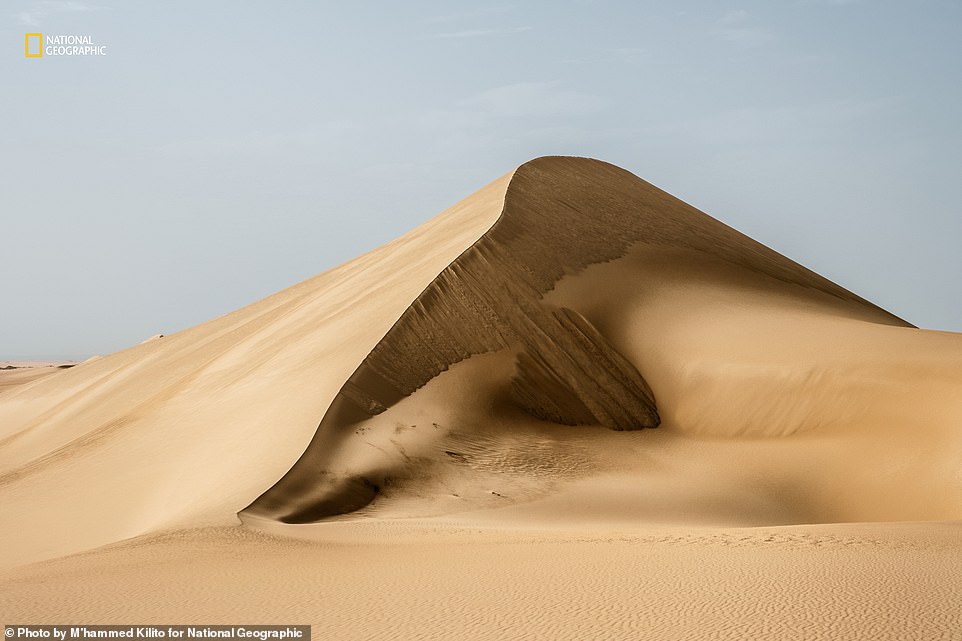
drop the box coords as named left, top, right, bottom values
left=2, top=157, right=960, bottom=638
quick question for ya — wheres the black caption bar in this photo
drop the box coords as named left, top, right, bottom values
left=4, top=627, right=310, bottom=641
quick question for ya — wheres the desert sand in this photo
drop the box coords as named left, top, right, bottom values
left=2, top=157, right=960, bottom=639
left=0, top=363, right=76, bottom=394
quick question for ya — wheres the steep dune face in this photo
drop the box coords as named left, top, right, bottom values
left=242, top=157, right=918, bottom=524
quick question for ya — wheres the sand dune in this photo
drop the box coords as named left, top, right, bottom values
left=1, top=157, right=960, bottom=638
left=0, top=170, right=508, bottom=569
left=243, top=157, right=956, bottom=526
left=0, top=364, right=74, bottom=393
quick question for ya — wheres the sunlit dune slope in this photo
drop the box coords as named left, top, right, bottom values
left=0, top=171, right=512, bottom=568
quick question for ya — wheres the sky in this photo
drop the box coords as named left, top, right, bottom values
left=2, top=1, right=961, bottom=360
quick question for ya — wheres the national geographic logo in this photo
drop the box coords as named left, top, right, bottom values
left=24, top=33, right=41, bottom=57
left=24, top=33, right=108, bottom=58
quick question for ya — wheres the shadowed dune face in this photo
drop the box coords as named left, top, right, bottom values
left=241, top=157, right=914, bottom=524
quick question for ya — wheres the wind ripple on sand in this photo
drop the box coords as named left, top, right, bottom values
left=1, top=523, right=959, bottom=640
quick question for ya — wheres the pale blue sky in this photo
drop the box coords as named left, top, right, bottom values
left=3, top=1, right=961, bottom=359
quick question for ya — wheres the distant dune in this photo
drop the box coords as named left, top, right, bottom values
left=2, top=157, right=960, bottom=639
left=0, top=362, right=77, bottom=393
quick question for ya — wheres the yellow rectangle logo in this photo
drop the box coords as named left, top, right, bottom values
left=25, top=33, right=43, bottom=58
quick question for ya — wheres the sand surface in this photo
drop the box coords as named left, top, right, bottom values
left=3, top=520, right=961, bottom=640
left=2, top=158, right=960, bottom=638
left=0, top=365, right=73, bottom=393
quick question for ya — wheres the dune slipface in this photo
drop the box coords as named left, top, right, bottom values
left=241, top=157, right=910, bottom=524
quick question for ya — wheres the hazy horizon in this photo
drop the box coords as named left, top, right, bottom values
left=3, top=0, right=961, bottom=360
